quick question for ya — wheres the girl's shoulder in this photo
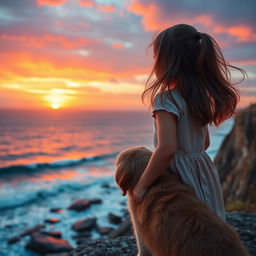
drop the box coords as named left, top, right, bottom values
left=153, top=88, right=183, bottom=121
left=155, top=87, right=179, bottom=99
left=157, top=87, right=183, bottom=107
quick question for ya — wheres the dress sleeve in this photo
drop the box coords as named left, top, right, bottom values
left=152, top=93, right=180, bottom=121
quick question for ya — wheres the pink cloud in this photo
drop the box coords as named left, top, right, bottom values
left=0, top=34, right=97, bottom=49
left=214, top=25, right=256, bottom=42
left=78, top=0, right=94, bottom=7
left=37, top=0, right=68, bottom=6
left=96, top=4, right=116, bottom=13
left=112, top=43, right=124, bottom=49
left=128, top=1, right=161, bottom=30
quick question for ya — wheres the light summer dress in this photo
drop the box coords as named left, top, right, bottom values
left=152, top=87, right=226, bottom=222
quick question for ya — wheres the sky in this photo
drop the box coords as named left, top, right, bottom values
left=0, top=0, right=255, bottom=111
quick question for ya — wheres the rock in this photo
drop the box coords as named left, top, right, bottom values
left=120, top=201, right=127, bottom=206
left=41, top=231, right=62, bottom=239
left=71, top=217, right=97, bottom=232
left=89, top=198, right=102, bottom=204
left=108, top=213, right=122, bottom=224
left=108, top=217, right=133, bottom=239
left=96, top=227, right=115, bottom=235
left=26, top=232, right=73, bottom=254
left=121, top=208, right=129, bottom=217
left=5, top=224, right=16, bottom=229
left=214, top=103, right=256, bottom=205
left=68, top=200, right=91, bottom=211
left=20, top=224, right=46, bottom=237
left=8, top=224, right=47, bottom=245
left=7, top=236, right=21, bottom=244
left=50, top=208, right=63, bottom=214
left=72, top=231, right=91, bottom=240
left=67, top=212, right=256, bottom=256
left=45, top=218, right=60, bottom=224
left=101, top=183, right=111, bottom=188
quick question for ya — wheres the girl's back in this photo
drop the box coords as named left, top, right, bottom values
left=140, top=23, right=247, bottom=223
left=152, top=87, right=226, bottom=221
left=152, top=87, right=208, bottom=154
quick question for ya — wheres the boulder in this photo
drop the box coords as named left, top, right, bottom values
left=44, top=218, right=60, bottom=224
left=41, top=231, right=62, bottom=239
left=71, top=217, right=97, bottom=232
left=50, top=208, right=63, bottom=214
left=96, top=227, right=115, bottom=235
left=20, top=224, right=46, bottom=237
left=26, top=232, right=73, bottom=254
left=68, top=200, right=91, bottom=211
left=7, top=236, right=21, bottom=244
left=89, top=198, right=102, bottom=204
left=108, top=213, right=122, bottom=224
left=101, top=183, right=111, bottom=188
left=72, top=231, right=91, bottom=240
left=108, top=217, right=133, bottom=239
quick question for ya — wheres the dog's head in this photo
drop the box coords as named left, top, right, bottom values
left=115, top=146, right=153, bottom=196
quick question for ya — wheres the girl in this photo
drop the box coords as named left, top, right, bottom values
left=130, top=24, right=247, bottom=221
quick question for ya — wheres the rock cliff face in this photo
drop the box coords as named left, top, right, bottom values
left=214, top=103, right=256, bottom=204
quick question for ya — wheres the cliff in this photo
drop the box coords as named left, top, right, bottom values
left=214, top=103, right=256, bottom=205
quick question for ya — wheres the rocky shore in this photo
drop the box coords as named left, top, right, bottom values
left=6, top=187, right=130, bottom=255
left=68, top=211, right=256, bottom=256
left=7, top=200, right=256, bottom=255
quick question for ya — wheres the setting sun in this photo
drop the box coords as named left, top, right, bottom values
left=51, top=103, right=60, bottom=109
left=43, top=89, right=73, bottom=110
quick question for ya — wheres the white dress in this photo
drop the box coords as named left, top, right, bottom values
left=152, top=87, right=226, bottom=222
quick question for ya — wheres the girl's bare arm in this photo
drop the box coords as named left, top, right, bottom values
left=132, top=110, right=178, bottom=200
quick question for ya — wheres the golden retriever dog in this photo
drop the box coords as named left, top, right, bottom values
left=115, top=146, right=249, bottom=256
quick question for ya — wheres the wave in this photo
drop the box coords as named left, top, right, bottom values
left=0, top=151, right=120, bottom=176
left=0, top=176, right=111, bottom=211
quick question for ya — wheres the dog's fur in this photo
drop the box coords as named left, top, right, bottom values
left=115, top=146, right=249, bottom=256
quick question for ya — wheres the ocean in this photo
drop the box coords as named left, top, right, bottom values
left=0, top=109, right=234, bottom=256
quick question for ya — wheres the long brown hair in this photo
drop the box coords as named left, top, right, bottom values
left=141, top=24, right=247, bottom=127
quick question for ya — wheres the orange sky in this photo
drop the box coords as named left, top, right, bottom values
left=0, top=0, right=255, bottom=110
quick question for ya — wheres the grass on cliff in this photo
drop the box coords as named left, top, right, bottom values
left=225, top=200, right=256, bottom=213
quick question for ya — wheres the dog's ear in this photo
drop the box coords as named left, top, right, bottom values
left=115, top=160, right=134, bottom=196
left=115, top=147, right=152, bottom=195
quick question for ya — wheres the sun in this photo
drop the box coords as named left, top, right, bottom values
left=51, top=103, right=60, bottom=109
left=44, top=89, right=73, bottom=110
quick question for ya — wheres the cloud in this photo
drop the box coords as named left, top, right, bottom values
left=96, top=4, right=116, bottom=13
left=112, top=43, right=124, bottom=49
left=37, top=0, right=68, bottom=6
left=0, top=34, right=98, bottom=49
left=78, top=0, right=94, bottom=7
left=0, top=0, right=255, bottom=110
left=214, top=25, right=256, bottom=43
left=128, top=0, right=256, bottom=43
